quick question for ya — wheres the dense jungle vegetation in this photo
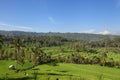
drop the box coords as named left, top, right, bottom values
left=0, top=31, right=120, bottom=80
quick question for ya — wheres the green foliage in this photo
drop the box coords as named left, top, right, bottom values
left=0, top=35, right=3, bottom=49
left=1, top=31, right=120, bottom=79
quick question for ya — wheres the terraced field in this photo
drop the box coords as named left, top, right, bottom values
left=0, top=60, right=120, bottom=80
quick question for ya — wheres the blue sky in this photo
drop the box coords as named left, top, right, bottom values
left=0, top=0, right=120, bottom=34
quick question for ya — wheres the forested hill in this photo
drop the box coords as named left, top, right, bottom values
left=0, top=30, right=119, bottom=41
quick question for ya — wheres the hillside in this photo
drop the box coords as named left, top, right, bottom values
left=0, top=30, right=118, bottom=41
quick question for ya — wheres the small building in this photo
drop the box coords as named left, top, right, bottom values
left=9, top=65, right=15, bottom=70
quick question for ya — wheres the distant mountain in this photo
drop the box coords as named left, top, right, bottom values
left=0, top=30, right=119, bottom=41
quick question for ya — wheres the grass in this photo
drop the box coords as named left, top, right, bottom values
left=0, top=60, right=120, bottom=80
left=0, top=60, right=33, bottom=79
left=33, top=63, right=120, bottom=80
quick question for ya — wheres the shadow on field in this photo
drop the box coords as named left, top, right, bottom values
left=32, top=72, right=73, bottom=76
left=56, top=70, right=68, bottom=73
left=46, top=70, right=68, bottom=73
left=0, top=77, right=32, bottom=80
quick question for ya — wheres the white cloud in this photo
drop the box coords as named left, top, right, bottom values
left=98, top=30, right=111, bottom=35
left=48, top=16, right=56, bottom=25
left=0, top=22, right=33, bottom=31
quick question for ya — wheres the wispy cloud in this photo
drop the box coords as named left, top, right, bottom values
left=17, top=26, right=33, bottom=30
left=0, top=22, right=33, bottom=31
left=48, top=16, right=56, bottom=25
left=0, top=23, right=12, bottom=27
left=81, top=29, right=96, bottom=33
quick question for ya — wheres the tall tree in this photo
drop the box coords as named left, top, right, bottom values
left=0, top=35, right=3, bottom=50
left=100, top=52, right=107, bottom=66
left=13, top=37, right=24, bottom=69
left=13, top=38, right=23, bottom=59
left=0, top=35, right=3, bottom=59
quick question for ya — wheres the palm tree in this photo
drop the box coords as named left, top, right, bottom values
left=14, top=38, right=23, bottom=59
left=0, top=35, right=3, bottom=50
left=13, top=37, right=24, bottom=70
left=31, top=46, right=45, bottom=65
left=100, top=52, right=107, bottom=66
left=0, top=35, right=3, bottom=59
left=31, top=47, right=40, bottom=65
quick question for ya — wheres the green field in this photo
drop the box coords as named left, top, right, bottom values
left=0, top=60, right=120, bottom=80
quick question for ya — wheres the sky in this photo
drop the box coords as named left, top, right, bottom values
left=0, top=0, right=120, bottom=35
